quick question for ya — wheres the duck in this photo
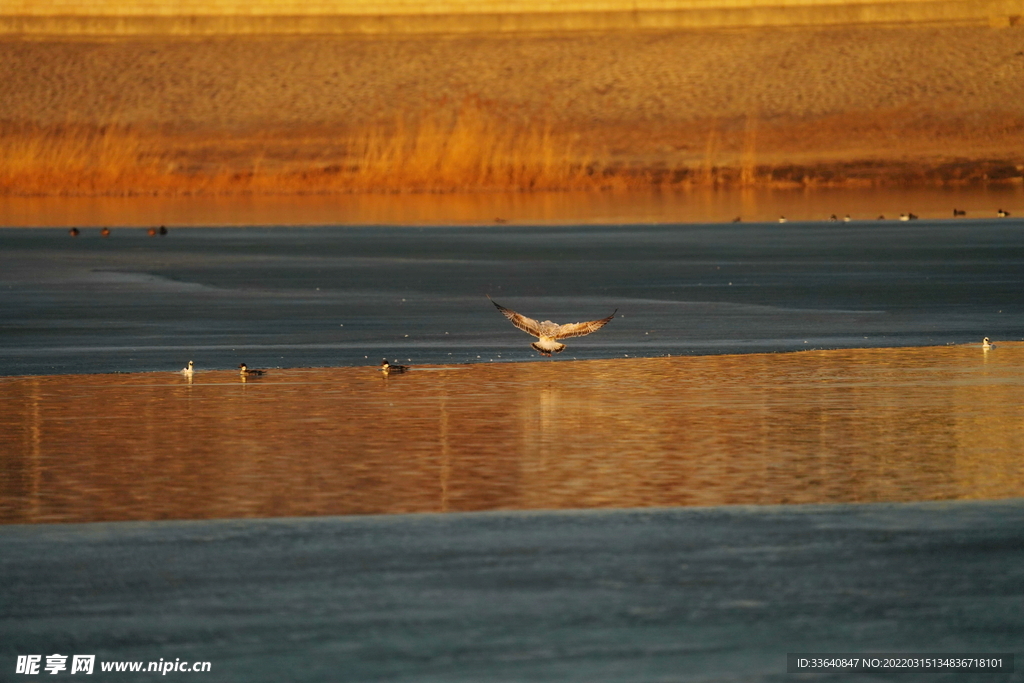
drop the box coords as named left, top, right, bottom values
left=239, top=363, right=265, bottom=377
left=997, top=209, right=1010, bottom=218
left=829, top=214, right=838, bottom=222
left=159, top=226, right=168, bottom=235
left=489, top=296, right=617, bottom=357
left=899, top=213, right=918, bottom=221
left=982, top=337, right=994, bottom=350
left=380, top=359, right=409, bottom=375
left=100, top=227, right=111, bottom=237
left=778, top=216, right=787, bottom=223
left=953, top=209, right=966, bottom=217
left=180, top=360, right=194, bottom=378
left=147, top=227, right=157, bottom=237
left=877, top=215, right=886, bottom=220
left=843, top=215, right=852, bottom=222
left=68, top=227, right=80, bottom=237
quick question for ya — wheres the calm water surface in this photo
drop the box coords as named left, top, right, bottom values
left=1, top=220, right=1022, bottom=375
left=2, top=344, right=1021, bottom=524
left=2, top=211, right=1022, bottom=524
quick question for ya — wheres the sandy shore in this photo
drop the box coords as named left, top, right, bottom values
left=2, top=23, right=1023, bottom=194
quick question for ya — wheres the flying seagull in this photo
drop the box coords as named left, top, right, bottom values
left=489, top=297, right=617, bottom=356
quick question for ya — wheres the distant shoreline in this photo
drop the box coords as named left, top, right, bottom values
left=2, top=24, right=1023, bottom=196
left=2, top=183, right=1022, bottom=227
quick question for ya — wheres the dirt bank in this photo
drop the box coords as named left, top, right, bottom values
left=2, top=24, right=1023, bottom=195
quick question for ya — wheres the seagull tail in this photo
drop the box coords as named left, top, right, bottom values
left=532, top=341, right=565, bottom=356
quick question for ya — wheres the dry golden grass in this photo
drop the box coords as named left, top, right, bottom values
left=3, top=100, right=1019, bottom=197
left=0, top=100, right=658, bottom=196
left=0, top=122, right=160, bottom=195
left=333, top=98, right=620, bottom=192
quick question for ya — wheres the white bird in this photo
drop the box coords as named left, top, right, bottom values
left=997, top=209, right=1010, bottom=218
left=180, top=360, right=194, bottom=378
left=983, top=337, right=994, bottom=350
left=489, top=297, right=617, bottom=356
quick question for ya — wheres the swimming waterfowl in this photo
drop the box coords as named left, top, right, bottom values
left=159, top=226, right=168, bottom=235
left=100, top=227, right=111, bottom=237
left=778, top=216, right=787, bottom=223
left=489, top=297, right=617, bottom=357
left=181, top=360, right=194, bottom=378
left=380, top=359, right=409, bottom=375
left=68, top=227, right=79, bottom=237
left=239, top=363, right=265, bottom=377
left=829, top=214, right=838, bottom=222
left=953, top=209, right=966, bottom=217
left=983, top=337, right=994, bottom=350
left=843, top=215, right=852, bottom=222
left=899, top=213, right=918, bottom=221
left=147, top=228, right=157, bottom=237
left=997, top=209, right=1010, bottom=217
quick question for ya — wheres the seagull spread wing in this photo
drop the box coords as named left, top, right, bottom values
left=490, top=299, right=543, bottom=337
left=552, top=310, right=617, bottom=340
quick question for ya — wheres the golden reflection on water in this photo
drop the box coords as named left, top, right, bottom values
left=2, top=344, right=1022, bottom=524
left=1, top=184, right=1021, bottom=227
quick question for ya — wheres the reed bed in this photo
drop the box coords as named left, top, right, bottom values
left=7, top=108, right=1012, bottom=196
left=0, top=122, right=163, bottom=196
left=0, top=102, right=658, bottom=197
